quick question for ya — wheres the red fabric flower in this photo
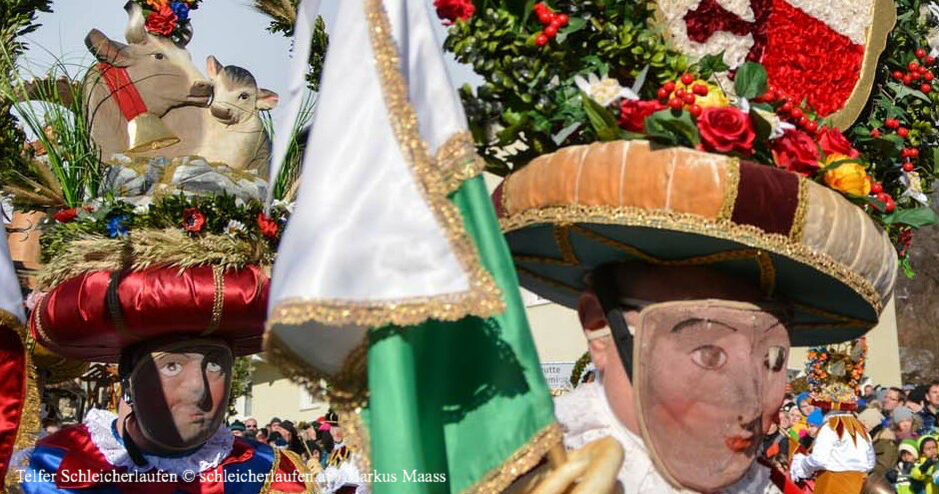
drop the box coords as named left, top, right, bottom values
left=772, top=130, right=820, bottom=176
left=182, top=208, right=205, bottom=232
left=434, top=0, right=475, bottom=25
left=145, top=6, right=178, bottom=37
left=257, top=213, right=279, bottom=238
left=54, top=208, right=78, bottom=223
left=619, top=100, right=666, bottom=133
left=696, top=107, right=755, bottom=156
left=817, top=126, right=859, bottom=158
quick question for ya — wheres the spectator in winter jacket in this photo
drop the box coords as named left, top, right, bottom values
left=888, top=439, right=919, bottom=494
left=918, top=382, right=939, bottom=435
left=859, top=408, right=898, bottom=482
left=910, top=435, right=939, bottom=494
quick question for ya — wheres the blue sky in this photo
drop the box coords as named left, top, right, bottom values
left=23, top=0, right=482, bottom=126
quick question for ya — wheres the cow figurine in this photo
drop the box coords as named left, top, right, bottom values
left=197, top=56, right=279, bottom=176
left=84, top=1, right=212, bottom=158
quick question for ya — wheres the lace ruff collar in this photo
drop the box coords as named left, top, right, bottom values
left=83, top=408, right=234, bottom=474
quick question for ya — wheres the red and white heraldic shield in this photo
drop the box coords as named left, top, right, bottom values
left=658, top=0, right=895, bottom=124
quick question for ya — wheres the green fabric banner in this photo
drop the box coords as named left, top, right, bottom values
left=367, top=175, right=559, bottom=493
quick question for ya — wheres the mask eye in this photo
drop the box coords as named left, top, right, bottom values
left=153, top=53, right=165, bottom=60
left=691, top=345, right=727, bottom=370
left=239, top=92, right=249, bottom=100
left=206, top=361, right=222, bottom=373
left=765, top=346, right=787, bottom=372
left=160, top=361, right=182, bottom=377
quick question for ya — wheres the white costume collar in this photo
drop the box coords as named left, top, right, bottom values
left=554, top=382, right=781, bottom=494
left=83, top=408, right=234, bottom=474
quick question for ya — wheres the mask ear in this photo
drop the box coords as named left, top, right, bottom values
left=86, top=29, right=131, bottom=67
left=256, top=89, right=280, bottom=110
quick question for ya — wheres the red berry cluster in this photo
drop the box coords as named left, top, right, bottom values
left=870, top=181, right=896, bottom=213
left=656, top=73, right=708, bottom=116
left=891, top=48, right=936, bottom=94
left=533, top=3, right=569, bottom=47
left=897, top=228, right=913, bottom=257
left=765, top=86, right=818, bottom=133
left=882, top=118, right=910, bottom=139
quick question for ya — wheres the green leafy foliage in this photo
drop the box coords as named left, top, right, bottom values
left=445, top=1, right=689, bottom=173
left=733, top=62, right=768, bottom=100
left=644, top=109, right=699, bottom=147
left=846, top=0, right=939, bottom=273
left=0, top=0, right=53, bottom=196
left=253, top=1, right=329, bottom=91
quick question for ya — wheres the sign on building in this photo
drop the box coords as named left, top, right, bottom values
left=541, top=361, right=575, bottom=392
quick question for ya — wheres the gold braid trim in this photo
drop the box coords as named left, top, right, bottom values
left=437, top=131, right=486, bottom=195
left=501, top=204, right=883, bottom=315
left=789, top=177, right=810, bottom=243
left=1, top=311, right=40, bottom=494
left=202, top=265, right=226, bottom=336
left=266, top=0, right=507, bottom=330
left=462, top=422, right=563, bottom=494
left=718, top=158, right=741, bottom=220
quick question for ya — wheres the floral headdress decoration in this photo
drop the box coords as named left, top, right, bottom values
left=806, top=337, right=867, bottom=410
left=136, top=0, right=202, bottom=44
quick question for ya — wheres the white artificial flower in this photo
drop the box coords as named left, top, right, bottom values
left=574, top=73, right=638, bottom=107
left=225, top=220, right=246, bottom=236
left=900, top=171, right=929, bottom=205
left=272, top=199, right=296, bottom=214
left=754, top=108, right=796, bottom=139
left=133, top=201, right=151, bottom=215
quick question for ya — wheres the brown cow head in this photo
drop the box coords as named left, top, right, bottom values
left=85, top=2, right=212, bottom=117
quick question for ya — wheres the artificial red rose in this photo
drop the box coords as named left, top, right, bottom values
left=772, top=130, right=821, bottom=176
left=434, top=0, right=475, bottom=25
left=619, top=99, right=665, bottom=133
left=817, top=126, right=859, bottom=158
left=696, top=107, right=755, bottom=156
left=257, top=213, right=279, bottom=238
left=182, top=208, right=205, bottom=232
left=145, top=6, right=178, bottom=37
left=54, top=208, right=78, bottom=223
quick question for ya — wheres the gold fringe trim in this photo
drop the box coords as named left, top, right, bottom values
left=462, top=422, right=563, bottom=494
left=718, top=158, right=741, bottom=221
left=38, top=229, right=273, bottom=290
left=263, top=330, right=370, bottom=409
left=266, top=0, right=506, bottom=331
left=1, top=311, right=40, bottom=494
left=789, top=177, right=809, bottom=243
left=500, top=204, right=883, bottom=317
left=338, top=410, right=372, bottom=479
left=437, top=131, right=486, bottom=195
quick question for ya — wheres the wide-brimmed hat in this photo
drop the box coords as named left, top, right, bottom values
left=495, top=140, right=897, bottom=346
left=31, top=265, right=269, bottom=362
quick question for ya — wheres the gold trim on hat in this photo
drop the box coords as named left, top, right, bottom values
left=502, top=205, right=883, bottom=323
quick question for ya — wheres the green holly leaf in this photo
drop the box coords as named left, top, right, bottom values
left=883, top=207, right=939, bottom=228
left=887, top=82, right=932, bottom=103
left=734, top=62, right=768, bottom=100
left=932, top=147, right=939, bottom=175
left=645, top=109, right=700, bottom=147
left=695, top=52, right=730, bottom=79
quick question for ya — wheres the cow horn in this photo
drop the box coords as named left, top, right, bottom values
left=124, top=1, right=147, bottom=45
